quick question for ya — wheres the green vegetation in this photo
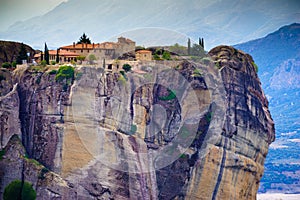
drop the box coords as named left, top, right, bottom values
left=55, top=65, right=75, bottom=91
left=153, top=54, right=161, bottom=60
left=88, top=54, right=96, bottom=64
left=77, top=33, right=91, bottom=44
left=162, top=51, right=171, bottom=60
left=0, top=149, right=5, bottom=160
left=169, top=43, right=187, bottom=55
left=188, top=38, right=191, bottom=55
left=16, top=43, right=28, bottom=64
left=56, top=49, right=59, bottom=63
left=40, top=60, right=47, bottom=67
left=2, top=62, right=12, bottom=69
left=118, top=73, right=127, bottom=85
left=3, top=180, right=36, bottom=200
left=0, top=74, right=6, bottom=81
left=38, top=167, right=49, bottom=180
left=180, top=154, right=188, bottom=159
left=44, top=43, right=49, bottom=65
left=55, top=65, right=74, bottom=82
left=159, top=89, right=176, bottom=101
left=205, top=112, right=213, bottom=123
left=190, top=43, right=205, bottom=57
left=122, top=64, right=132, bottom=72
left=130, top=124, right=137, bottom=134
left=252, top=62, right=258, bottom=72
left=50, top=61, right=56, bottom=65
left=48, top=69, right=57, bottom=75
left=192, top=68, right=202, bottom=77
left=201, top=57, right=211, bottom=65
left=76, top=55, right=86, bottom=63
left=75, top=71, right=83, bottom=80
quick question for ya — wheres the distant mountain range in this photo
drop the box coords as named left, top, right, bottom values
left=0, top=0, right=299, bottom=50
left=235, top=23, right=300, bottom=193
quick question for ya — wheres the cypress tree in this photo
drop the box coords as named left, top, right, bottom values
left=44, top=43, right=49, bottom=65
left=56, top=49, right=59, bottom=63
left=16, top=43, right=28, bottom=64
left=201, top=38, right=204, bottom=49
left=188, top=38, right=191, bottom=55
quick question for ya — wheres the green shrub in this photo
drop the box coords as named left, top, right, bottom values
left=3, top=180, right=36, bottom=200
left=40, top=60, right=47, bottom=67
left=55, top=65, right=74, bottom=82
left=0, top=74, right=6, bottom=82
left=130, top=124, right=137, bottom=134
left=192, top=68, right=202, bottom=77
left=159, top=89, right=176, bottom=101
left=0, top=149, right=5, bottom=160
left=12, top=61, right=17, bottom=68
left=50, top=61, right=56, bottom=65
left=49, top=69, right=57, bottom=75
left=2, top=62, right=11, bottom=69
left=122, top=64, right=132, bottom=72
left=162, top=51, right=171, bottom=60
left=252, top=62, right=258, bottom=72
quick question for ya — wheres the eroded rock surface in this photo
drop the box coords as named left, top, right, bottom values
left=0, top=46, right=275, bottom=200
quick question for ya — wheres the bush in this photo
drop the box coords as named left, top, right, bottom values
left=192, top=68, right=202, bottom=77
left=122, top=64, right=132, bottom=72
left=55, top=65, right=74, bottom=83
left=162, top=51, right=171, bottom=60
left=12, top=61, right=17, bottom=68
left=48, top=69, right=57, bottom=75
left=40, top=60, right=47, bottom=67
left=0, top=74, right=6, bottom=82
left=3, top=180, right=36, bottom=200
left=50, top=61, right=56, bottom=65
left=2, top=62, right=11, bottom=69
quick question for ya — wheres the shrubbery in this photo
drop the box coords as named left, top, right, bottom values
left=3, top=180, right=36, bottom=200
left=122, top=64, right=132, bottom=72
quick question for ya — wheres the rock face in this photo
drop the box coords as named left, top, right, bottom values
left=0, top=46, right=274, bottom=199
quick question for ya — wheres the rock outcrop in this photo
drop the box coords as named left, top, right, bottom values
left=0, top=45, right=275, bottom=199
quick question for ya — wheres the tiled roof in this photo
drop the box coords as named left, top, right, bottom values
left=136, top=50, right=152, bottom=54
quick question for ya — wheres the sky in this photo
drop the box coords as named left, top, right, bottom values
left=0, top=0, right=67, bottom=31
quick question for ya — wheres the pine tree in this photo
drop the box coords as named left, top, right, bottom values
left=188, top=38, right=191, bottom=55
left=77, top=33, right=91, bottom=44
left=56, top=49, right=59, bottom=63
left=16, top=43, right=28, bottom=64
left=44, top=43, right=49, bottom=65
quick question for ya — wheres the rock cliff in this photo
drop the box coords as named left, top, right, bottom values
left=0, top=46, right=274, bottom=199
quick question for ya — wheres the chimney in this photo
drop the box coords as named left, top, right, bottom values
left=73, top=42, right=75, bottom=48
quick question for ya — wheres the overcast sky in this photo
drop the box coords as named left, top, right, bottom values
left=0, top=0, right=67, bottom=31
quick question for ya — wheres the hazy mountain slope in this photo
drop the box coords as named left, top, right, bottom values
left=0, top=0, right=299, bottom=49
left=235, top=23, right=300, bottom=193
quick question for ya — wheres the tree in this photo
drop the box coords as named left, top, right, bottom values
left=16, top=43, right=28, bottom=64
left=56, top=49, right=59, bottom=63
left=88, top=54, right=96, bottom=64
left=77, top=33, right=91, bottom=44
left=187, top=38, right=191, bottom=55
left=44, top=43, right=49, bottom=65
left=190, top=43, right=205, bottom=57
left=122, top=64, right=132, bottom=72
left=55, top=65, right=75, bottom=83
left=3, top=180, right=36, bottom=200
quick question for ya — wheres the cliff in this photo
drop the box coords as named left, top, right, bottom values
left=0, top=45, right=274, bottom=199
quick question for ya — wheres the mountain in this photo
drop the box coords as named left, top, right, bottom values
left=0, top=46, right=274, bottom=199
left=235, top=23, right=300, bottom=193
left=0, top=0, right=299, bottom=49
left=0, top=41, right=35, bottom=66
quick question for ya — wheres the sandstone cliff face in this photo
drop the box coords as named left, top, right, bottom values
left=0, top=46, right=274, bottom=199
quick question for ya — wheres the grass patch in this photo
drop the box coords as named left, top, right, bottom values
left=159, top=89, right=176, bottom=101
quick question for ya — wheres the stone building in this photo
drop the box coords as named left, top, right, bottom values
left=135, top=50, right=152, bottom=61
left=59, top=37, right=135, bottom=60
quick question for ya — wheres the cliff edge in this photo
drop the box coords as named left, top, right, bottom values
left=0, top=45, right=275, bottom=199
